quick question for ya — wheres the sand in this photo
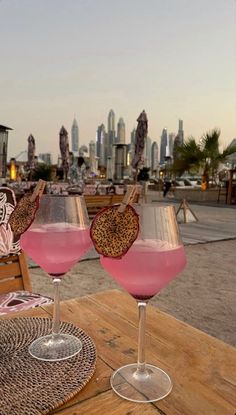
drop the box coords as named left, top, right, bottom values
left=30, top=238, right=236, bottom=348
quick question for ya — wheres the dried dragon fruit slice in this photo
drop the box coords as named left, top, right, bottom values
left=9, top=194, right=39, bottom=236
left=90, top=204, right=139, bottom=258
left=8, top=180, right=45, bottom=236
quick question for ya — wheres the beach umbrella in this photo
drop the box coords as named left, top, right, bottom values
left=27, top=134, right=35, bottom=170
left=59, top=126, right=70, bottom=180
left=131, top=110, right=148, bottom=171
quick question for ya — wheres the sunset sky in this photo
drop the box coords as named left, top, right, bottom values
left=1, top=0, right=235, bottom=162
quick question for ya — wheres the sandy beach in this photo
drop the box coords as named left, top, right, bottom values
left=30, top=237, right=236, bottom=348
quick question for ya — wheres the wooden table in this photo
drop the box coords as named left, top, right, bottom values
left=2, top=289, right=236, bottom=414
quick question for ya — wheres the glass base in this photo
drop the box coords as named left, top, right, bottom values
left=29, top=333, right=82, bottom=362
left=111, top=363, right=172, bottom=403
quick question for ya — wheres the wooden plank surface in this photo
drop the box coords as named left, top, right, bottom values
left=1, top=290, right=236, bottom=415
left=39, top=291, right=236, bottom=414
left=18, top=251, right=32, bottom=291
left=0, top=262, right=21, bottom=280
left=85, top=290, right=236, bottom=415
left=0, top=251, right=32, bottom=292
left=0, top=277, right=24, bottom=294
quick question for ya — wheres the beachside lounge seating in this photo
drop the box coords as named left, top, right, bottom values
left=0, top=251, right=52, bottom=315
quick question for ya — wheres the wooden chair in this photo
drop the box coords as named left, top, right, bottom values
left=84, top=195, right=113, bottom=218
left=111, top=193, right=139, bottom=205
left=84, top=193, right=140, bottom=219
left=0, top=251, right=52, bottom=316
left=0, top=251, right=32, bottom=294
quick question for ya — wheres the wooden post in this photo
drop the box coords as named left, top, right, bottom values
left=176, top=199, right=198, bottom=223
left=227, top=170, right=234, bottom=205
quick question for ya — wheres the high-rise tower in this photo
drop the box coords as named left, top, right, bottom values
left=176, top=119, right=184, bottom=146
left=151, top=141, right=159, bottom=175
left=168, top=133, right=175, bottom=158
left=114, top=144, right=128, bottom=180
left=89, top=140, right=97, bottom=173
left=108, top=109, right=115, bottom=132
left=107, top=110, right=116, bottom=156
left=129, top=128, right=136, bottom=165
left=96, top=124, right=106, bottom=167
left=117, top=117, right=126, bottom=144
left=144, top=136, right=152, bottom=168
left=0, top=124, right=12, bottom=178
left=71, top=118, right=79, bottom=152
left=160, top=128, right=168, bottom=165
left=173, top=119, right=184, bottom=157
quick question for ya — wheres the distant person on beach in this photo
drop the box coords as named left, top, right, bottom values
left=163, top=179, right=172, bottom=197
left=201, top=175, right=207, bottom=191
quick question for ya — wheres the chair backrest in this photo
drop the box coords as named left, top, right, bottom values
left=84, top=193, right=141, bottom=219
left=111, top=193, right=140, bottom=205
left=0, top=251, right=32, bottom=295
left=84, top=195, right=113, bottom=218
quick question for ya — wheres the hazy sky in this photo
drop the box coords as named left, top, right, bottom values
left=1, top=0, right=236, bottom=162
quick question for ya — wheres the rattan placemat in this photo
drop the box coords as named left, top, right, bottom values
left=0, top=317, right=97, bottom=415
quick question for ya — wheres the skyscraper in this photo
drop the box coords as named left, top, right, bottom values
left=168, top=133, right=175, bottom=158
left=160, top=128, right=168, bottom=165
left=71, top=118, right=79, bottom=152
left=144, top=136, right=152, bottom=168
left=117, top=117, right=126, bottom=144
left=114, top=144, right=128, bottom=180
left=174, top=119, right=184, bottom=147
left=129, top=128, right=136, bottom=166
left=130, top=128, right=136, bottom=147
left=173, top=120, right=184, bottom=160
left=107, top=110, right=116, bottom=156
left=151, top=141, right=159, bottom=174
left=0, top=124, right=11, bottom=178
left=96, top=124, right=106, bottom=167
left=108, top=109, right=115, bottom=132
left=89, top=140, right=96, bottom=173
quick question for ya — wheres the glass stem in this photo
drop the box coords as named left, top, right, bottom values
left=137, top=301, right=147, bottom=374
left=52, top=278, right=61, bottom=335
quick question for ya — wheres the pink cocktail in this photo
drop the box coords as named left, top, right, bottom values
left=20, top=194, right=92, bottom=362
left=101, top=239, right=186, bottom=300
left=21, top=223, right=91, bottom=276
left=99, top=203, right=186, bottom=403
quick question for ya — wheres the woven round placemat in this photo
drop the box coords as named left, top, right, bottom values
left=0, top=317, right=97, bottom=415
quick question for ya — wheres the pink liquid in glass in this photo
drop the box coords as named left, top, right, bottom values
left=21, top=223, right=92, bottom=276
left=101, top=239, right=186, bottom=300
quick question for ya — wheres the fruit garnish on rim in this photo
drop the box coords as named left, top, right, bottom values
left=9, top=179, right=46, bottom=236
left=90, top=186, right=139, bottom=258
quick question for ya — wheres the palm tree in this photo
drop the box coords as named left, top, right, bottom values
left=173, top=137, right=203, bottom=175
left=172, top=129, right=236, bottom=187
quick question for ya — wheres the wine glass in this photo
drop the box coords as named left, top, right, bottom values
left=100, top=203, right=186, bottom=402
left=20, top=195, right=92, bottom=362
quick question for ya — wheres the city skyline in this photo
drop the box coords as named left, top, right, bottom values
left=1, top=0, right=235, bottom=162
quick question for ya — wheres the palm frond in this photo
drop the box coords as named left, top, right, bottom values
left=200, top=128, right=220, bottom=152
left=172, top=137, right=203, bottom=175
left=177, top=137, right=202, bottom=163
left=221, top=145, right=236, bottom=159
